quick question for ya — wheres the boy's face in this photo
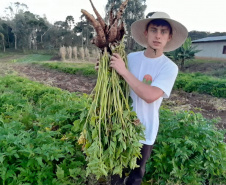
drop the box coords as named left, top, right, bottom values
left=144, top=23, right=172, bottom=52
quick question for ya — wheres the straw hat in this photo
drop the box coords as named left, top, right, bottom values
left=131, top=12, right=188, bottom=52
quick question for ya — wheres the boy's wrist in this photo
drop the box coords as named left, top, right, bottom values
left=121, top=69, right=130, bottom=79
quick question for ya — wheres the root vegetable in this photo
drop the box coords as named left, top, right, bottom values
left=81, top=0, right=129, bottom=48
left=116, top=0, right=129, bottom=21
left=80, top=42, right=144, bottom=179
left=78, top=0, right=145, bottom=179
left=89, top=0, right=106, bottom=30
left=81, top=9, right=106, bottom=48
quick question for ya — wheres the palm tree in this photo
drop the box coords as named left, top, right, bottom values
left=167, top=37, right=200, bottom=71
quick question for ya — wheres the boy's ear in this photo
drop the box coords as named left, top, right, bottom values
left=144, top=30, right=148, bottom=37
left=168, top=34, right=172, bottom=42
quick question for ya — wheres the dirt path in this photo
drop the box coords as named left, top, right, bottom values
left=162, top=90, right=226, bottom=130
left=0, top=60, right=225, bottom=130
left=12, top=63, right=97, bottom=94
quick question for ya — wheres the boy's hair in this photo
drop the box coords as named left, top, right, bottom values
left=146, top=19, right=173, bottom=35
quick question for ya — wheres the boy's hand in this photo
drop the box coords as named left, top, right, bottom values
left=110, top=53, right=128, bottom=76
left=95, top=58, right=99, bottom=71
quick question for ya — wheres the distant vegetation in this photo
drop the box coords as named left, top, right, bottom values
left=0, top=1, right=147, bottom=53
left=0, top=1, right=225, bottom=54
left=188, top=30, right=226, bottom=41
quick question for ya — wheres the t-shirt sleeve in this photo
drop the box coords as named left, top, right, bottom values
left=151, top=63, right=178, bottom=98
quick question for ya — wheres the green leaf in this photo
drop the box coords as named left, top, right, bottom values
left=56, top=165, right=64, bottom=179
left=121, top=141, right=126, bottom=150
left=69, top=168, right=81, bottom=178
left=92, top=128, right=98, bottom=139
left=123, top=111, right=129, bottom=119
left=0, top=154, right=5, bottom=163
left=113, top=165, right=122, bottom=176
left=36, top=157, right=44, bottom=167
left=72, top=120, right=81, bottom=132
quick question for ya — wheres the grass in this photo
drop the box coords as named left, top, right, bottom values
left=12, top=54, right=53, bottom=63
left=184, top=58, right=226, bottom=79
left=0, top=51, right=23, bottom=59
left=39, top=61, right=97, bottom=76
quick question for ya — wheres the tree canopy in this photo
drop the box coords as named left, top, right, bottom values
left=0, top=2, right=225, bottom=51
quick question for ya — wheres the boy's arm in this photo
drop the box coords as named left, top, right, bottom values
left=110, top=53, right=164, bottom=103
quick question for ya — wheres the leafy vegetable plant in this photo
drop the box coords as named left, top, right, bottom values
left=144, top=109, right=226, bottom=184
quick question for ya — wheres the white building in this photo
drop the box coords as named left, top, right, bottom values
left=192, top=36, right=226, bottom=60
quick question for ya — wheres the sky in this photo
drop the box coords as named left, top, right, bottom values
left=0, top=0, right=226, bottom=33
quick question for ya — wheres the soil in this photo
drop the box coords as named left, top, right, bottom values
left=13, top=63, right=97, bottom=94
left=0, top=57, right=225, bottom=131
left=162, top=90, right=226, bottom=130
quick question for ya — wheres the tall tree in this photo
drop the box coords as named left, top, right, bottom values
left=36, top=17, right=50, bottom=48
left=73, top=15, right=94, bottom=48
left=188, top=31, right=209, bottom=41
left=65, top=16, right=75, bottom=30
left=0, top=32, right=5, bottom=52
left=0, top=20, right=14, bottom=48
left=3, top=2, right=28, bottom=49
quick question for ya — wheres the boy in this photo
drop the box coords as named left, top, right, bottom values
left=110, top=12, right=188, bottom=185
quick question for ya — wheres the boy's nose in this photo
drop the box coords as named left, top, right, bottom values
left=155, top=31, right=161, bottom=39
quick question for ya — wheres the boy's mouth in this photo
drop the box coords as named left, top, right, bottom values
left=153, top=41, right=161, bottom=44
left=153, top=41, right=161, bottom=46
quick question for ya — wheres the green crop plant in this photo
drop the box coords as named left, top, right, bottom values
left=144, top=109, right=226, bottom=184
left=0, top=75, right=88, bottom=184
left=77, top=0, right=145, bottom=179
left=174, top=72, right=226, bottom=98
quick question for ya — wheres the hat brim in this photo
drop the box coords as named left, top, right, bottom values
left=131, top=18, right=188, bottom=52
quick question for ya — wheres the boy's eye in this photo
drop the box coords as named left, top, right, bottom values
left=161, top=30, right=168, bottom=34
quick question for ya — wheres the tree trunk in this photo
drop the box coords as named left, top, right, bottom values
left=6, top=25, right=10, bottom=48
left=0, top=33, right=5, bottom=52
left=28, top=33, right=32, bottom=50
left=3, top=40, right=5, bottom=52
left=14, top=33, right=17, bottom=50
left=81, top=29, right=83, bottom=48
left=181, top=58, right=185, bottom=71
left=41, top=28, right=51, bottom=48
left=86, top=28, right=88, bottom=47
left=32, top=30, right=37, bottom=50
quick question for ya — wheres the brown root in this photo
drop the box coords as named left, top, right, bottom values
left=109, top=2, right=116, bottom=25
left=81, top=9, right=107, bottom=48
left=81, top=0, right=129, bottom=49
left=116, top=21, right=125, bottom=41
left=107, top=21, right=118, bottom=43
left=116, top=0, right=129, bottom=20
left=89, top=0, right=106, bottom=30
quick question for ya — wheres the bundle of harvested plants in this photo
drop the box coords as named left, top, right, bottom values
left=78, top=0, right=145, bottom=179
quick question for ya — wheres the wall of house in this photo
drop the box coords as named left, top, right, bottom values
left=192, top=41, right=226, bottom=59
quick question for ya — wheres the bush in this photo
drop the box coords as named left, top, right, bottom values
left=174, top=72, right=226, bottom=98
left=144, top=109, right=226, bottom=184
left=40, top=62, right=97, bottom=76
left=0, top=75, right=88, bottom=184
left=12, top=54, right=53, bottom=63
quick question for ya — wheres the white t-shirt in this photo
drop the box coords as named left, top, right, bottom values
left=128, top=51, right=178, bottom=145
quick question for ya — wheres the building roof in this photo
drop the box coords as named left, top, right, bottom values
left=192, top=36, right=226, bottom=43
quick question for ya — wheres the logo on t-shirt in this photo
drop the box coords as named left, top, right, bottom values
left=142, top=74, right=152, bottom=85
